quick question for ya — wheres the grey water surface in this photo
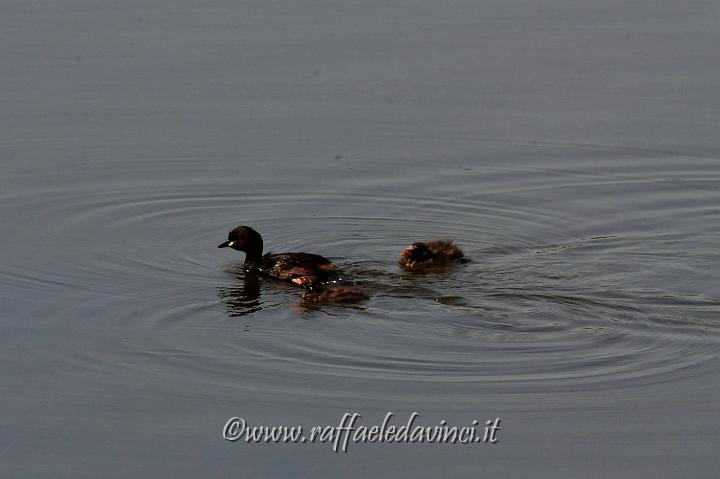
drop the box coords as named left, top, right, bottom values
left=1, top=0, right=719, bottom=477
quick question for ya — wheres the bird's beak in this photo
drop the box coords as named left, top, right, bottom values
left=218, top=240, right=235, bottom=248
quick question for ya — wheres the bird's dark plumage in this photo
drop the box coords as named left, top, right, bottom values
left=219, top=225, right=341, bottom=290
left=399, top=240, right=465, bottom=270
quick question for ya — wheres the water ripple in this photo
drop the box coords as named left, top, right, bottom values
left=1, top=149, right=719, bottom=401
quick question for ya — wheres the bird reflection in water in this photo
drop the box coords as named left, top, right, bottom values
left=218, top=269, right=263, bottom=317
left=219, top=268, right=368, bottom=316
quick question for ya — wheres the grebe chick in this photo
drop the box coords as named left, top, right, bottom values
left=399, top=240, right=464, bottom=270
left=302, top=286, right=369, bottom=304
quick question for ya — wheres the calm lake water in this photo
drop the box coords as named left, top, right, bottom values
left=2, top=1, right=719, bottom=477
